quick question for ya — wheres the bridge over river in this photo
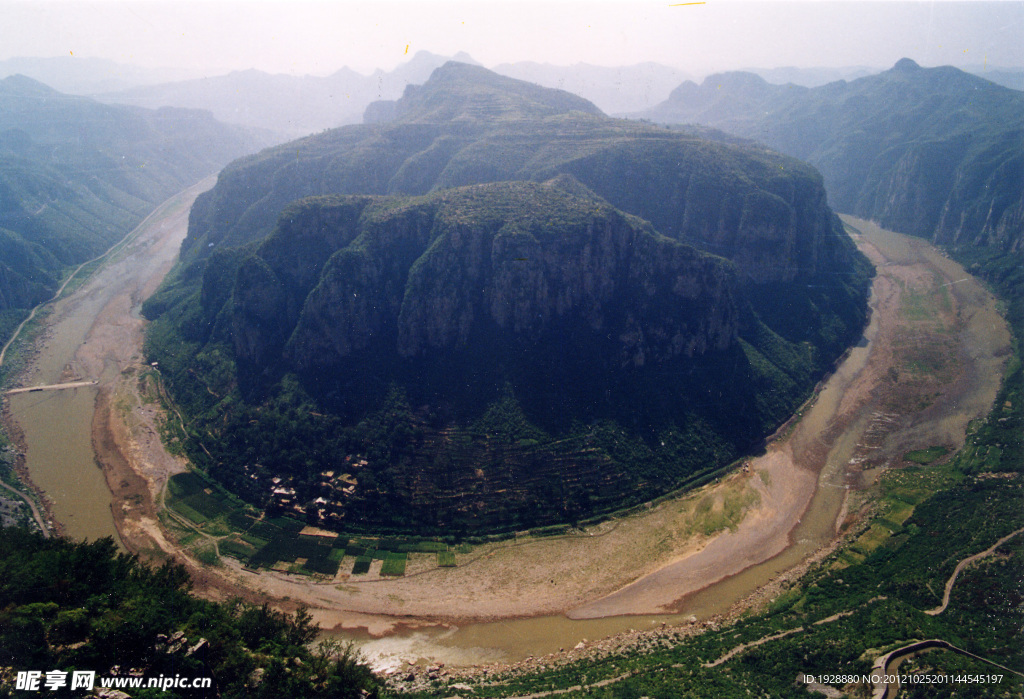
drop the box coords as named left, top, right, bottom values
left=5, top=381, right=98, bottom=396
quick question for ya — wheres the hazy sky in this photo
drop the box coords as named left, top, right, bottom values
left=2, top=1, right=1021, bottom=77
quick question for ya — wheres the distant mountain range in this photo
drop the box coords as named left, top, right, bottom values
left=95, top=52, right=696, bottom=138
left=6, top=53, right=1022, bottom=144
left=639, top=58, right=1024, bottom=252
left=94, top=51, right=480, bottom=140
left=0, top=75, right=269, bottom=345
left=490, top=61, right=693, bottom=115
left=0, top=56, right=202, bottom=94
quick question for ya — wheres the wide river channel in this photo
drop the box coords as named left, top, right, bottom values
left=3, top=186, right=1008, bottom=669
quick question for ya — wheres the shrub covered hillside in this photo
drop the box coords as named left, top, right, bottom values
left=0, top=527, right=383, bottom=699
left=641, top=58, right=1024, bottom=253
left=0, top=74, right=268, bottom=349
left=143, top=62, right=872, bottom=535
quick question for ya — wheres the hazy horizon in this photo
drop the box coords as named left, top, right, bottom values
left=2, top=1, right=1021, bottom=81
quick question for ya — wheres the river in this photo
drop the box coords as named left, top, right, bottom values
left=343, top=298, right=877, bottom=670
left=3, top=201, right=1009, bottom=671
left=4, top=179, right=214, bottom=543
left=337, top=218, right=1010, bottom=670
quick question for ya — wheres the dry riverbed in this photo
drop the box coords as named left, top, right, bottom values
left=105, top=215, right=1008, bottom=630
left=7, top=193, right=1009, bottom=666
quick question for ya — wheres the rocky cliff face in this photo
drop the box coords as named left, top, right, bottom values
left=182, top=63, right=856, bottom=286
left=232, top=182, right=738, bottom=389
left=144, top=62, right=872, bottom=533
left=541, top=137, right=849, bottom=284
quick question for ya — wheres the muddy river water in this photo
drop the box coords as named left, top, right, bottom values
left=332, top=218, right=1010, bottom=669
left=4, top=193, right=1009, bottom=671
left=5, top=180, right=211, bottom=543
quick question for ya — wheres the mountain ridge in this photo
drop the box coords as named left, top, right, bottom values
left=639, top=59, right=1024, bottom=252
left=181, top=62, right=854, bottom=286
left=0, top=75, right=269, bottom=346
left=143, top=62, right=871, bottom=533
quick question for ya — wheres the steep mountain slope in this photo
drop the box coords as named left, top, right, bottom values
left=0, top=75, right=268, bottom=345
left=640, top=59, right=1024, bottom=252
left=182, top=63, right=855, bottom=285
left=144, top=63, right=871, bottom=533
left=237, top=183, right=736, bottom=400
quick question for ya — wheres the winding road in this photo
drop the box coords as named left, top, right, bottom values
left=924, top=527, right=1024, bottom=616
left=870, top=527, right=1024, bottom=698
left=0, top=477, right=49, bottom=536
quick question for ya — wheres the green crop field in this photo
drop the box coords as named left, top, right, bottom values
left=218, top=538, right=256, bottom=562
left=380, top=553, right=407, bottom=576
left=180, top=491, right=233, bottom=519
left=169, top=500, right=208, bottom=524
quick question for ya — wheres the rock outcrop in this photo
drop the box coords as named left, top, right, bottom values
left=144, top=62, right=872, bottom=533
left=232, top=182, right=738, bottom=381
left=182, top=62, right=858, bottom=285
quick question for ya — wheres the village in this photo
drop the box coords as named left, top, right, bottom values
left=245, top=455, right=369, bottom=527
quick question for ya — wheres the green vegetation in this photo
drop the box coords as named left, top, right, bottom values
left=380, top=553, right=408, bottom=577
left=904, top=445, right=950, bottom=465
left=144, top=180, right=868, bottom=536
left=0, top=74, right=264, bottom=348
left=141, top=62, right=870, bottom=536
left=398, top=227, right=1024, bottom=699
left=403, top=443, right=1023, bottom=699
left=437, top=551, right=456, bottom=567
left=642, top=59, right=1024, bottom=252
left=163, top=472, right=461, bottom=577
left=0, top=527, right=383, bottom=698
left=686, top=486, right=760, bottom=538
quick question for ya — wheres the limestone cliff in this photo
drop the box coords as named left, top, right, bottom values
left=144, top=62, right=872, bottom=533
left=183, top=62, right=858, bottom=286
left=232, top=182, right=738, bottom=390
